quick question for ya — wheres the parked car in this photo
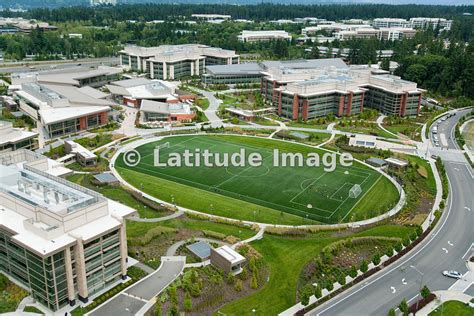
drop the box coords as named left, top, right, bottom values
left=431, top=155, right=439, bottom=160
left=442, top=270, right=462, bottom=279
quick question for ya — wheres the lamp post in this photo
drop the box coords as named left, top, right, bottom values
left=410, top=264, right=424, bottom=312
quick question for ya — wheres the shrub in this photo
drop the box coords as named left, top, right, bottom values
left=387, top=308, right=396, bottom=316
left=226, top=273, right=236, bottom=285
left=421, top=285, right=431, bottom=299
left=338, top=274, right=346, bottom=286
left=154, top=299, right=162, bottom=316
left=349, top=266, right=358, bottom=278
left=326, top=280, right=334, bottom=292
left=239, top=267, right=249, bottom=280
left=299, top=285, right=313, bottom=306
left=234, top=279, right=243, bottom=292
left=202, top=230, right=226, bottom=240
left=399, top=298, right=409, bottom=316
left=360, top=260, right=369, bottom=273
left=250, top=272, right=258, bottom=289
left=394, top=242, right=403, bottom=253
left=314, top=285, right=322, bottom=299
left=372, top=254, right=381, bottom=266
left=184, top=292, right=192, bottom=312
left=385, top=248, right=393, bottom=257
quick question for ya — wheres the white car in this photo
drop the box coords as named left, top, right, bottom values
left=443, top=270, right=462, bottom=279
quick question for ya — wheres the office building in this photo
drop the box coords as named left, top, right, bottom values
left=15, top=83, right=112, bottom=139
left=202, top=63, right=264, bottom=85
left=260, top=59, right=422, bottom=120
left=0, top=150, right=134, bottom=312
left=140, top=100, right=195, bottom=123
left=119, top=44, right=239, bottom=80
left=372, top=18, right=412, bottom=29
left=409, top=17, right=452, bottom=31
left=106, top=78, right=181, bottom=107
left=237, top=30, right=292, bottom=43
left=0, top=121, right=38, bottom=152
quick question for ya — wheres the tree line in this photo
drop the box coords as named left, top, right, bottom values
left=2, top=4, right=473, bottom=24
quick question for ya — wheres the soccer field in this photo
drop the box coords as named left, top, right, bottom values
left=116, top=135, right=398, bottom=224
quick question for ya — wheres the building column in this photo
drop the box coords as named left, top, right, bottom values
left=163, top=62, right=167, bottom=80
left=74, top=239, right=88, bottom=303
left=190, top=61, right=194, bottom=77
left=360, top=92, right=365, bottom=112
left=119, top=221, right=128, bottom=279
left=302, top=99, right=309, bottom=121
left=79, top=117, right=87, bottom=131
left=346, top=92, right=353, bottom=116
left=278, top=91, right=282, bottom=115
left=149, top=62, right=154, bottom=79
left=292, top=94, right=299, bottom=120
left=195, top=60, right=200, bottom=76
left=272, top=81, right=277, bottom=104
left=399, top=93, right=407, bottom=116
left=169, top=65, right=175, bottom=80
left=417, top=94, right=422, bottom=115
left=338, top=96, right=345, bottom=116
left=65, top=247, right=76, bottom=306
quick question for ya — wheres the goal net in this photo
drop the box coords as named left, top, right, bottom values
left=348, top=184, right=362, bottom=199
left=155, top=142, right=170, bottom=150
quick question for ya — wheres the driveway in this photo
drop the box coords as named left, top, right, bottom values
left=87, top=257, right=185, bottom=316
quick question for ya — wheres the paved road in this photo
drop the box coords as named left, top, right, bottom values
left=307, top=111, right=473, bottom=316
left=0, top=57, right=119, bottom=73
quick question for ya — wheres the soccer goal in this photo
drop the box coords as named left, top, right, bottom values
left=348, top=184, right=362, bottom=198
left=155, top=142, right=170, bottom=150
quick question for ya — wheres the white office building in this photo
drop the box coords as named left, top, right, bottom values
left=0, top=150, right=135, bottom=312
left=237, top=30, right=292, bottom=43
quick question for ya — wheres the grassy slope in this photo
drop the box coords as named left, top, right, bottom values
left=337, top=124, right=395, bottom=139
left=126, top=217, right=256, bottom=240
left=67, top=174, right=168, bottom=219
left=220, top=224, right=415, bottom=315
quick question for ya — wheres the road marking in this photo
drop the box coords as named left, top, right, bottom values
left=402, top=278, right=407, bottom=285
left=442, top=247, right=449, bottom=254
left=462, top=243, right=474, bottom=259
left=448, top=241, right=454, bottom=246
left=390, top=286, right=396, bottom=294
left=454, top=167, right=460, bottom=171
left=311, top=174, right=455, bottom=316
left=465, top=206, right=471, bottom=212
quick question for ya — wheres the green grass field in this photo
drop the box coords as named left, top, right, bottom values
left=116, top=135, right=399, bottom=224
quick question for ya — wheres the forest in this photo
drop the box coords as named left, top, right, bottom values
left=0, top=3, right=473, bottom=100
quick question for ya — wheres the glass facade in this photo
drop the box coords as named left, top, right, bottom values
left=0, top=228, right=71, bottom=311
left=0, top=227, right=123, bottom=312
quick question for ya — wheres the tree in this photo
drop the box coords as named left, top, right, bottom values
left=309, top=45, right=320, bottom=59
left=387, top=308, right=396, bottom=316
left=381, top=58, right=390, bottom=71
left=398, top=298, right=409, bottom=316
left=349, top=266, right=358, bottom=278
left=299, top=285, right=313, bottom=306
left=314, top=285, right=322, bottom=299
left=184, top=292, right=192, bottom=312
left=421, top=285, right=431, bottom=299
left=360, top=260, right=369, bottom=273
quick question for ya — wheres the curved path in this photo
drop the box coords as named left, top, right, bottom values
left=305, top=109, right=473, bottom=316
left=110, top=133, right=406, bottom=230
